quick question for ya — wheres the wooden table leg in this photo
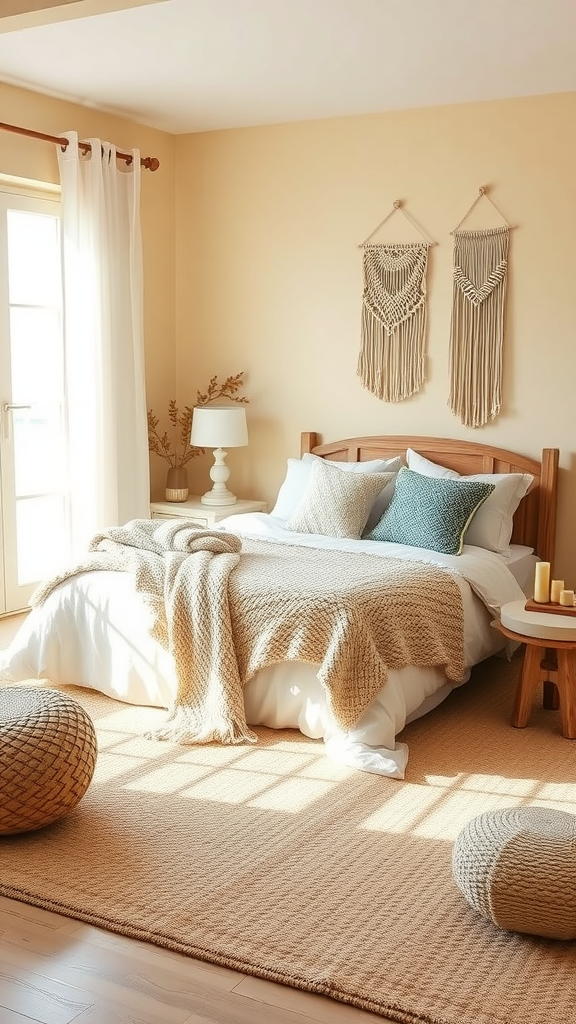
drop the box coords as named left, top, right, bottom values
left=512, top=643, right=543, bottom=728
left=556, top=649, right=576, bottom=739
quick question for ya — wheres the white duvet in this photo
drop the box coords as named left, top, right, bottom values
left=0, top=512, right=532, bottom=779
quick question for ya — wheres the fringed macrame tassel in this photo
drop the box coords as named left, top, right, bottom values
left=448, top=226, right=509, bottom=428
left=357, top=243, right=429, bottom=402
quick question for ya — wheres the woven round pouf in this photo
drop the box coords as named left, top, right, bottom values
left=0, top=686, right=97, bottom=835
left=452, top=806, right=576, bottom=940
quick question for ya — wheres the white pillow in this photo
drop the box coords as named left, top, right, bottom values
left=270, top=458, right=311, bottom=519
left=270, top=453, right=402, bottom=521
left=405, top=448, right=533, bottom=554
left=286, top=459, right=395, bottom=539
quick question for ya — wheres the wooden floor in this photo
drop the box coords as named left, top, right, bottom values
left=0, top=613, right=390, bottom=1024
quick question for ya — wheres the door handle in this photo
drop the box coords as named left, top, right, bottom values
left=2, top=403, right=32, bottom=441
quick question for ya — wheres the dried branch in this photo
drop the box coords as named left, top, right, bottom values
left=196, top=371, right=248, bottom=407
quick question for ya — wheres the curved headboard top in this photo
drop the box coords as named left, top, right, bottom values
left=300, top=432, right=560, bottom=566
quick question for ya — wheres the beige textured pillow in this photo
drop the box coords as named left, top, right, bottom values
left=286, top=459, right=395, bottom=539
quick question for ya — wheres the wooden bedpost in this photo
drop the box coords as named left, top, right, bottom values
left=537, top=447, right=560, bottom=569
left=300, top=432, right=318, bottom=456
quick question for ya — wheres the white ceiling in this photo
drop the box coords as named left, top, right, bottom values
left=1, top=0, right=575, bottom=135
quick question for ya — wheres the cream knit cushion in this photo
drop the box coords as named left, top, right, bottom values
left=286, top=461, right=395, bottom=539
left=452, top=806, right=576, bottom=940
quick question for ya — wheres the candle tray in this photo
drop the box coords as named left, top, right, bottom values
left=525, top=598, right=576, bottom=618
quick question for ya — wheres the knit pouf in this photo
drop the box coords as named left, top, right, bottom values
left=0, top=686, right=97, bottom=835
left=452, top=806, right=576, bottom=940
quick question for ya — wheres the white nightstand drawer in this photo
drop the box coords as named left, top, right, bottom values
left=151, top=511, right=209, bottom=526
left=149, top=497, right=267, bottom=526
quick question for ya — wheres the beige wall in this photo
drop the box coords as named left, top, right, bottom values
left=2, top=84, right=574, bottom=579
left=176, top=92, right=576, bottom=581
left=0, top=81, right=176, bottom=498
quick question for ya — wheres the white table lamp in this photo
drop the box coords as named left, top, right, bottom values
left=190, top=404, right=248, bottom=505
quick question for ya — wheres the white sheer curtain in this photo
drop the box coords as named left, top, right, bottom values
left=57, top=132, right=150, bottom=557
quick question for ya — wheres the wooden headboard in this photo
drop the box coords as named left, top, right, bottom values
left=301, top=433, right=559, bottom=566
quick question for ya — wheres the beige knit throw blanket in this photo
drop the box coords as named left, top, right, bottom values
left=31, top=519, right=249, bottom=745
left=31, top=520, right=466, bottom=745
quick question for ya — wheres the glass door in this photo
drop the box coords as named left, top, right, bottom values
left=0, top=189, right=70, bottom=614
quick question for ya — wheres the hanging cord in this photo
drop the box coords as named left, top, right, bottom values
left=358, top=200, right=436, bottom=247
left=451, top=186, right=512, bottom=234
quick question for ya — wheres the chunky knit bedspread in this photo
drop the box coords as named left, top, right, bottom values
left=31, top=519, right=466, bottom=746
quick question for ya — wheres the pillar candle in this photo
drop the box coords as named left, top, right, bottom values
left=534, top=561, right=551, bottom=603
left=560, top=589, right=575, bottom=607
left=550, top=579, right=565, bottom=603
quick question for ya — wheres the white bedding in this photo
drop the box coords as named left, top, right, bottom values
left=0, top=512, right=531, bottom=779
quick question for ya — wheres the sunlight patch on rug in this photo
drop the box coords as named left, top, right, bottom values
left=2, top=659, right=576, bottom=1024
left=94, top=725, right=356, bottom=813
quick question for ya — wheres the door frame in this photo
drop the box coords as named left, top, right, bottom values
left=0, top=183, right=65, bottom=614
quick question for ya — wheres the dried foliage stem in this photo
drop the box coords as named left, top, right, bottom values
left=147, top=372, right=248, bottom=469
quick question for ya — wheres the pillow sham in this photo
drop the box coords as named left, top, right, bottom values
left=406, top=448, right=533, bottom=554
left=271, top=453, right=402, bottom=521
left=286, top=459, right=395, bottom=539
left=365, top=466, right=495, bottom=555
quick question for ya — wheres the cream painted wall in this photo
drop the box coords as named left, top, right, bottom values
left=1, top=85, right=573, bottom=579
left=0, top=81, right=176, bottom=498
left=175, top=92, right=576, bottom=581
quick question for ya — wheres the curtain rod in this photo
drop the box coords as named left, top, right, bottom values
left=0, top=120, right=160, bottom=171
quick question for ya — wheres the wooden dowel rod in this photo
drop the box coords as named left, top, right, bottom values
left=0, top=120, right=159, bottom=171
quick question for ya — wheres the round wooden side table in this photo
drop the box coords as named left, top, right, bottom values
left=497, top=599, right=576, bottom=740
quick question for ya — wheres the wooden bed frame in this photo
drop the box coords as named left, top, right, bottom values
left=300, top=433, right=559, bottom=566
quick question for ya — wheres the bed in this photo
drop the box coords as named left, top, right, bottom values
left=0, top=433, right=559, bottom=779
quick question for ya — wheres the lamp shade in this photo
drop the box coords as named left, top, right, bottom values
left=191, top=405, right=248, bottom=449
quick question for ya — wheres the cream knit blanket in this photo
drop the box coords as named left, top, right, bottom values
left=31, top=519, right=466, bottom=745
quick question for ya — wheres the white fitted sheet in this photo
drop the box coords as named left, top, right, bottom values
left=0, top=516, right=529, bottom=779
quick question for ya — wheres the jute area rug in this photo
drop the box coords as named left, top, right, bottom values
left=1, top=655, right=575, bottom=1024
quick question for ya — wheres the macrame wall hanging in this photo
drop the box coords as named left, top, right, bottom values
left=357, top=200, right=435, bottom=402
left=448, top=187, right=512, bottom=428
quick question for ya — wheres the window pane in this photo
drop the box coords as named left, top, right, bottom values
left=7, top=209, right=62, bottom=307
left=10, top=306, right=64, bottom=403
left=13, top=404, right=67, bottom=496
left=16, top=495, right=69, bottom=585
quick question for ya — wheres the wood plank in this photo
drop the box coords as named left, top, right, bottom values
left=0, top=946, right=191, bottom=1024
left=0, top=1008, right=44, bottom=1024
left=66, top=919, right=246, bottom=983
left=3, top=912, right=244, bottom=993
left=0, top=966, right=91, bottom=1024
left=0, top=895, right=386, bottom=1024
left=234, top=976, right=387, bottom=1023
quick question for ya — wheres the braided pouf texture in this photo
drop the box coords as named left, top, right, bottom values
left=452, top=806, right=576, bottom=940
left=0, top=686, right=97, bottom=835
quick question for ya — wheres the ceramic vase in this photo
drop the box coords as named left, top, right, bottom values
left=165, top=465, right=189, bottom=502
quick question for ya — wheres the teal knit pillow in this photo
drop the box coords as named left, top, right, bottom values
left=365, top=467, right=495, bottom=555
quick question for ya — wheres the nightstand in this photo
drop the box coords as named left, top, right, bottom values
left=496, top=599, right=576, bottom=739
left=150, top=497, right=267, bottom=528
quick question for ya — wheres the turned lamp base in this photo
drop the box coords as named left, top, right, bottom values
left=200, top=447, right=238, bottom=506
